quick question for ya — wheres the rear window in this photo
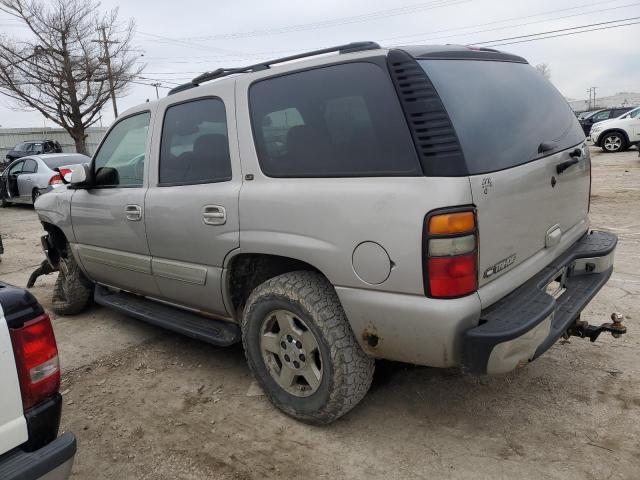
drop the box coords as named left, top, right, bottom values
left=419, top=60, right=585, bottom=175
left=249, top=62, right=420, bottom=177
left=43, top=157, right=82, bottom=169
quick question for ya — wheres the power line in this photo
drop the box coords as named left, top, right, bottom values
left=472, top=17, right=640, bottom=47
left=174, top=0, right=470, bottom=42
left=470, top=15, right=640, bottom=45
left=391, top=1, right=640, bottom=44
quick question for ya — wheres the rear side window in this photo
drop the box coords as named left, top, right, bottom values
left=159, top=98, right=232, bottom=186
left=419, top=60, right=585, bottom=175
left=249, top=62, right=420, bottom=177
left=22, top=159, right=37, bottom=173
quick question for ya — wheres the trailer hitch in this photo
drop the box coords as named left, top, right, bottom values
left=568, top=313, right=627, bottom=342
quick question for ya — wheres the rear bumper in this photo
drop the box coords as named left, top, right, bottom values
left=0, top=432, right=76, bottom=480
left=462, top=231, right=617, bottom=374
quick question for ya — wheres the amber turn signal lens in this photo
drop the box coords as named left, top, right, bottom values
left=428, top=211, right=475, bottom=235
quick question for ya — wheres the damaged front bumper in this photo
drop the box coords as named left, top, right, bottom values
left=463, top=230, right=619, bottom=375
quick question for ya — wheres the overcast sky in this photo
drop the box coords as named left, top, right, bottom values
left=0, top=0, right=638, bottom=128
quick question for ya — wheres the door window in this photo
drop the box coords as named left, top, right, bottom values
left=22, top=159, right=37, bottom=173
left=8, top=161, right=24, bottom=174
left=159, top=98, right=232, bottom=186
left=92, top=112, right=150, bottom=187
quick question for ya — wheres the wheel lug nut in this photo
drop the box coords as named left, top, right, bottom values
left=293, top=361, right=300, bottom=368
left=299, top=354, right=305, bottom=362
left=284, top=354, right=290, bottom=362
left=281, top=341, right=287, bottom=349
left=295, top=341, right=302, bottom=348
left=286, top=335, right=293, bottom=343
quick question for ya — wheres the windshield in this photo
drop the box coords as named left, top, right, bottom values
left=14, top=143, right=29, bottom=151
left=621, top=107, right=640, bottom=119
left=419, top=60, right=585, bottom=175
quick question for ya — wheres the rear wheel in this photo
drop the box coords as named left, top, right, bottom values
left=601, top=132, right=627, bottom=153
left=1, top=196, right=10, bottom=208
left=241, top=271, right=374, bottom=424
left=31, top=189, right=41, bottom=204
left=51, top=243, right=93, bottom=315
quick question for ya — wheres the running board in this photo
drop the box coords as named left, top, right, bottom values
left=94, top=285, right=240, bottom=346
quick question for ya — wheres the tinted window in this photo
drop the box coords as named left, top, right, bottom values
left=14, top=143, right=28, bottom=151
left=93, top=112, right=150, bottom=187
left=625, top=108, right=640, bottom=119
left=591, top=111, right=610, bottom=122
left=249, top=62, right=420, bottom=177
left=419, top=60, right=585, bottom=175
left=159, top=98, right=232, bottom=185
left=22, top=159, right=37, bottom=173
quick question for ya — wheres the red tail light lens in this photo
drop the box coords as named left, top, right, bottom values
left=48, top=174, right=63, bottom=185
left=10, top=314, right=60, bottom=410
left=428, top=254, right=478, bottom=298
left=424, top=208, right=478, bottom=298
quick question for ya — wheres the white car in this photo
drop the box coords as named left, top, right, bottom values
left=0, top=282, right=76, bottom=479
left=590, top=106, right=640, bottom=153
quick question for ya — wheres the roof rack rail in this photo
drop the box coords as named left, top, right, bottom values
left=167, top=41, right=381, bottom=96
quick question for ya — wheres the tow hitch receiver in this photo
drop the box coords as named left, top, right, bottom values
left=568, top=313, right=627, bottom=342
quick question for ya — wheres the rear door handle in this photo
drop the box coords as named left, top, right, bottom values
left=556, top=158, right=580, bottom=174
left=124, top=204, right=142, bottom=221
left=202, top=205, right=226, bottom=225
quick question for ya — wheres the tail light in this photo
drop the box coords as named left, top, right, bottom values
left=48, top=168, right=71, bottom=186
left=423, top=209, right=478, bottom=298
left=10, top=314, right=60, bottom=410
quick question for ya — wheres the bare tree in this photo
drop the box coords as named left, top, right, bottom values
left=535, top=63, right=551, bottom=81
left=0, top=0, right=143, bottom=154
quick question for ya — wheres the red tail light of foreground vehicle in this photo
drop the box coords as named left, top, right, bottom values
left=10, top=313, right=60, bottom=410
left=424, top=209, right=478, bottom=298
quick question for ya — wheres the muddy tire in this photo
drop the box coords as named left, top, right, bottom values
left=51, top=244, right=93, bottom=315
left=241, top=271, right=374, bottom=424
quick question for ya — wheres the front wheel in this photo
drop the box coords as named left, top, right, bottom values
left=241, top=271, right=375, bottom=424
left=51, top=244, right=93, bottom=315
left=601, top=132, right=627, bottom=153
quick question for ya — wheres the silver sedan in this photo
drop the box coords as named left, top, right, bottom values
left=1, top=153, right=90, bottom=206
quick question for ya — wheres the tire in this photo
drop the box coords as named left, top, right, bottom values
left=601, top=132, right=627, bottom=153
left=1, top=196, right=10, bottom=208
left=51, top=244, right=93, bottom=315
left=241, top=271, right=374, bottom=424
left=32, top=189, right=41, bottom=204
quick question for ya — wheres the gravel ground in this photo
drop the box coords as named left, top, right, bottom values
left=1, top=147, right=638, bottom=479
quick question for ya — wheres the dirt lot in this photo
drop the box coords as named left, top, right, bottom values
left=1, top=147, right=639, bottom=479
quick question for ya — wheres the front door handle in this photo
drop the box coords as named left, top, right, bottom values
left=124, top=204, right=142, bottom=221
left=202, top=205, right=226, bottom=225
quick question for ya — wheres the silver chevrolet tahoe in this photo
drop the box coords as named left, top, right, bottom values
left=33, top=42, right=624, bottom=424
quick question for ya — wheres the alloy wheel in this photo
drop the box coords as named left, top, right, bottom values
left=260, top=309, right=323, bottom=397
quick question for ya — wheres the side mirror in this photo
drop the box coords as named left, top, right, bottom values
left=66, top=164, right=91, bottom=187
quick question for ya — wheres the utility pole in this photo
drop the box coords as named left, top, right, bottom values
left=151, top=82, right=161, bottom=99
left=586, top=88, right=592, bottom=110
left=92, top=27, right=120, bottom=117
left=591, top=86, right=597, bottom=109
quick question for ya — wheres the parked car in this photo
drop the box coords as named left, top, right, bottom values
left=1, top=153, right=90, bottom=207
left=576, top=109, right=599, bottom=120
left=590, top=106, right=640, bottom=153
left=0, top=281, right=76, bottom=479
left=5, top=140, right=62, bottom=162
left=579, top=107, right=635, bottom=135
left=34, top=42, right=623, bottom=424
